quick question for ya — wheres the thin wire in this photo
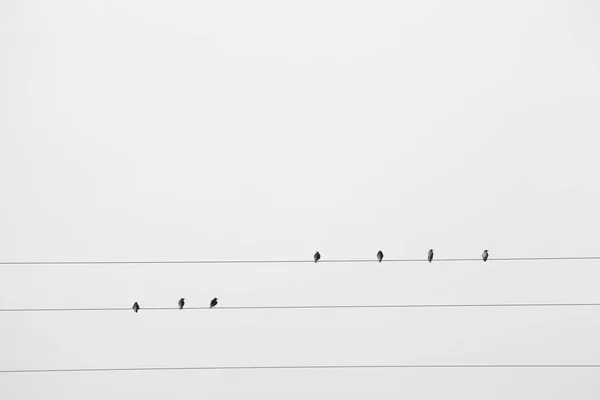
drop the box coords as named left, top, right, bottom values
left=2, top=364, right=600, bottom=374
left=1, top=256, right=600, bottom=266
left=2, top=303, right=600, bottom=312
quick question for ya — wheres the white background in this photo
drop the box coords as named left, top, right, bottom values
left=2, top=1, right=600, bottom=398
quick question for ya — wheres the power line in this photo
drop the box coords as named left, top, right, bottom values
left=1, top=256, right=600, bottom=266
left=2, top=364, right=600, bottom=374
left=2, top=302, right=600, bottom=313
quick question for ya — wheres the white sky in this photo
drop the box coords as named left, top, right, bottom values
left=2, top=0, right=600, bottom=398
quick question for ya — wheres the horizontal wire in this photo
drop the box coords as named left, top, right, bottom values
left=2, top=364, right=600, bottom=374
left=2, top=303, right=600, bottom=312
left=1, top=256, right=600, bottom=266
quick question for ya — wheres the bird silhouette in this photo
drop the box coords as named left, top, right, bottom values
left=482, top=250, right=489, bottom=262
left=428, top=249, right=434, bottom=263
left=314, top=251, right=321, bottom=263
left=132, top=302, right=139, bottom=313
left=178, top=298, right=185, bottom=310
left=210, top=298, right=218, bottom=309
left=377, top=250, right=384, bottom=263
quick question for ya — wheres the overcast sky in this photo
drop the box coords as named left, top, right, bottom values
left=2, top=1, right=600, bottom=398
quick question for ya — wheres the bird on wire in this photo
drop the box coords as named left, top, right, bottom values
left=178, top=298, right=185, bottom=310
left=210, top=298, right=218, bottom=309
left=132, top=302, right=139, bottom=313
left=482, top=250, right=489, bottom=262
left=314, top=251, right=321, bottom=263
left=377, top=250, right=384, bottom=263
left=428, top=249, right=434, bottom=263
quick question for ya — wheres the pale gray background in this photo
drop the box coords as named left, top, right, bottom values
left=2, top=0, right=600, bottom=398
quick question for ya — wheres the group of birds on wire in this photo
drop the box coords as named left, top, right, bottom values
left=132, top=297, right=218, bottom=313
left=129, top=250, right=490, bottom=313
left=314, top=249, right=490, bottom=263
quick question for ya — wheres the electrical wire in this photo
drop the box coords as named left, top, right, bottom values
left=1, top=256, right=600, bottom=266
left=2, top=364, right=600, bottom=374
left=2, top=302, right=600, bottom=312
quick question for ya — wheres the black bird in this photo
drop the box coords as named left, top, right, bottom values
left=377, top=250, right=384, bottom=263
left=210, top=298, right=218, bottom=309
left=314, top=251, right=321, bottom=263
left=132, top=302, right=140, bottom=313
left=428, top=249, right=434, bottom=263
left=178, top=298, right=185, bottom=310
left=482, top=250, right=489, bottom=262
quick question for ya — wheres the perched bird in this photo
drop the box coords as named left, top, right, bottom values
left=314, top=251, right=321, bottom=263
left=210, top=298, right=218, bottom=309
left=377, top=250, right=384, bottom=263
left=132, top=302, right=140, bottom=313
left=178, top=298, right=185, bottom=310
left=428, top=249, right=434, bottom=263
left=482, top=250, right=489, bottom=262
